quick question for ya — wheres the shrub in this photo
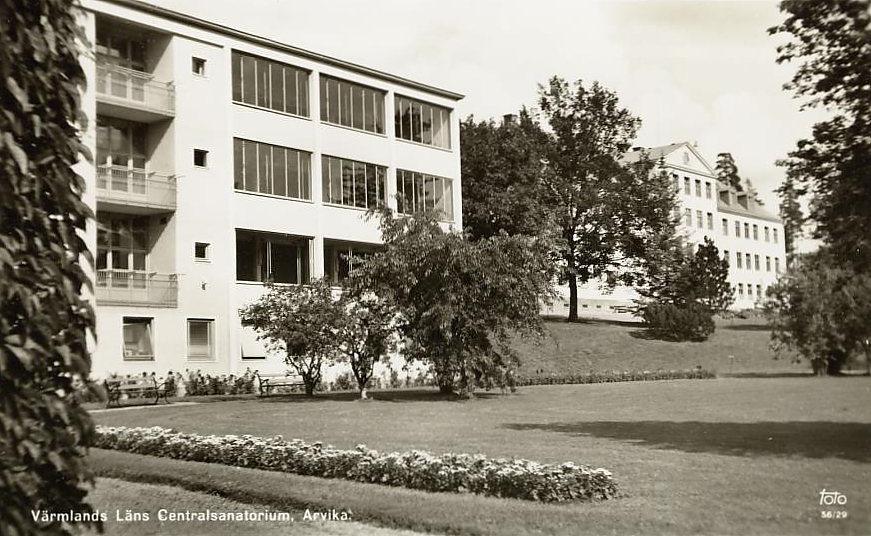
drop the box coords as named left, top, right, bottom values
left=332, top=371, right=355, bottom=391
left=182, top=369, right=256, bottom=397
left=94, top=426, right=617, bottom=503
left=515, top=368, right=715, bottom=386
left=642, top=301, right=715, bottom=341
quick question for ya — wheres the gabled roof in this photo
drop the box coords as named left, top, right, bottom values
left=621, top=141, right=717, bottom=176
left=717, top=196, right=781, bottom=223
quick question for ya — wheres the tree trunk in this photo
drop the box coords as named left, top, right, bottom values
left=567, top=273, right=579, bottom=322
left=304, top=382, right=315, bottom=396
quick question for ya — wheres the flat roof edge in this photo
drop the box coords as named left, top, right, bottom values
left=95, top=0, right=465, bottom=101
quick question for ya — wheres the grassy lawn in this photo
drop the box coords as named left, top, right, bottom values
left=92, top=377, right=871, bottom=535
left=79, top=477, right=422, bottom=536
left=512, top=316, right=818, bottom=377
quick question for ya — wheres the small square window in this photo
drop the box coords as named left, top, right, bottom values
left=192, top=57, right=207, bottom=76
left=194, top=242, right=211, bottom=261
left=194, top=149, right=208, bottom=168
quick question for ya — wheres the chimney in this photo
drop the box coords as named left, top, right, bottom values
left=502, top=113, right=517, bottom=126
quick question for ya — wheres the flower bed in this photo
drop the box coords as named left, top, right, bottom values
left=94, top=426, right=617, bottom=503
left=515, top=368, right=715, bottom=386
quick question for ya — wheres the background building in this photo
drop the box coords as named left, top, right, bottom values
left=80, top=0, right=463, bottom=377
left=544, top=141, right=787, bottom=317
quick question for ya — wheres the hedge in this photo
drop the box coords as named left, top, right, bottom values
left=515, top=368, right=716, bottom=386
left=94, top=426, right=617, bottom=503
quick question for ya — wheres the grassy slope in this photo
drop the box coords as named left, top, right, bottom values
left=512, top=317, right=809, bottom=377
left=81, top=477, right=422, bottom=536
left=93, top=377, right=871, bottom=535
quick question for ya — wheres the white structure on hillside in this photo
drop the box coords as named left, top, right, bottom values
left=79, top=0, right=463, bottom=377
left=544, top=142, right=787, bottom=316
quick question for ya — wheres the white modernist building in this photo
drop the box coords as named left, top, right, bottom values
left=79, top=0, right=463, bottom=377
left=544, top=142, right=787, bottom=316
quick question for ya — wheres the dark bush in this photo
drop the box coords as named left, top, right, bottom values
left=641, top=301, right=715, bottom=341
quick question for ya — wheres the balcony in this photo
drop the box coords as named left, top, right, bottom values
left=96, top=165, right=176, bottom=214
left=95, top=61, right=175, bottom=122
left=96, top=270, right=178, bottom=308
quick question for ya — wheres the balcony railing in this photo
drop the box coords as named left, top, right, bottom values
left=96, top=165, right=176, bottom=210
left=95, top=61, right=175, bottom=116
left=96, top=270, right=178, bottom=308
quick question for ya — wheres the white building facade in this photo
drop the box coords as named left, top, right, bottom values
left=545, top=142, right=787, bottom=316
left=79, top=0, right=463, bottom=377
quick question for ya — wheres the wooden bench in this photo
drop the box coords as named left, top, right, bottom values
left=104, top=375, right=170, bottom=408
left=254, top=371, right=304, bottom=396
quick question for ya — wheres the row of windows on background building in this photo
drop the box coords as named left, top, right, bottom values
left=231, top=51, right=451, bottom=149
left=676, top=175, right=713, bottom=199
left=235, top=230, right=378, bottom=285
left=736, top=283, right=764, bottom=300
left=723, top=219, right=778, bottom=242
left=122, top=317, right=214, bottom=362
left=233, top=137, right=453, bottom=216
left=723, top=249, right=781, bottom=272
left=684, top=209, right=714, bottom=230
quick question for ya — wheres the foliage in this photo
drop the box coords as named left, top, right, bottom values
left=776, top=175, right=805, bottom=264
left=94, top=426, right=618, bottom=502
left=537, top=77, right=679, bottom=321
left=715, top=153, right=743, bottom=191
left=239, top=279, right=344, bottom=395
left=680, top=238, right=734, bottom=314
left=516, top=367, right=716, bottom=386
left=334, top=290, right=398, bottom=399
left=641, top=302, right=716, bottom=342
left=762, top=250, right=871, bottom=375
left=181, top=368, right=256, bottom=396
left=459, top=110, right=553, bottom=240
left=0, top=1, right=102, bottom=535
left=769, top=0, right=871, bottom=273
left=356, top=209, right=556, bottom=396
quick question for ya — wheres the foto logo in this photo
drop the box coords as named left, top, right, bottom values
left=819, top=490, right=847, bottom=506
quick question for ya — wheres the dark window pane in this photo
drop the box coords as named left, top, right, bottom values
left=270, top=242, right=298, bottom=284
left=243, top=140, right=258, bottom=192
left=396, top=170, right=405, bottom=213
left=241, top=55, right=256, bottom=104
left=330, top=157, right=342, bottom=204
left=300, top=153, right=310, bottom=199
left=432, top=176, right=444, bottom=214
left=327, top=79, right=339, bottom=124
left=258, top=144, right=271, bottom=194
left=341, top=159, right=354, bottom=205
left=318, top=74, right=327, bottom=121
left=377, top=166, right=386, bottom=204
left=232, top=52, right=242, bottom=101
left=340, top=82, right=351, bottom=127
left=272, top=146, right=286, bottom=197
left=365, top=163, right=377, bottom=208
left=440, top=108, right=451, bottom=148
left=256, top=58, right=269, bottom=108
left=443, top=179, right=453, bottom=219
left=298, top=71, right=309, bottom=117
left=236, top=232, right=256, bottom=281
left=352, top=86, right=364, bottom=130
left=363, top=89, right=374, bottom=132
left=287, top=150, right=300, bottom=199
left=286, top=68, right=298, bottom=115
left=404, top=171, right=415, bottom=213
left=321, top=156, right=330, bottom=204
left=432, top=108, right=443, bottom=148
left=233, top=139, right=244, bottom=189
left=354, top=161, right=367, bottom=208
left=394, top=97, right=403, bottom=138
left=411, top=102, right=422, bottom=142
left=424, top=175, right=436, bottom=210
left=400, top=98, right=412, bottom=140
left=270, top=63, right=284, bottom=113
left=375, top=92, right=384, bottom=134
left=421, top=104, right=433, bottom=145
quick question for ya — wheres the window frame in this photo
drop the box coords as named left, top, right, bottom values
left=231, top=50, right=311, bottom=119
left=235, top=230, right=311, bottom=285
left=321, top=154, right=387, bottom=211
left=122, top=316, right=154, bottom=361
left=319, top=74, right=386, bottom=136
left=187, top=318, right=216, bottom=361
left=394, top=94, right=452, bottom=149
left=395, top=168, right=455, bottom=221
left=191, top=56, right=207, bottom=77
left=194, top=242, right=211, bottom=262
left=233, top=138, right=312, bottom=202
left=193, top=149, right=208, bottom=168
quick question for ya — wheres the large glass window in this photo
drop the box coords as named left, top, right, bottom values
left=95, top=116, right=147, bottom=169
left=123, top=317, right=153, bottom=361
left=321, top=155, right=386, bottom=210
left=323, top=241, right=381, bottom=285
left=235, top=230, right=310, bottom=284
left=231, top=51, right=309, bottom=117
left=395, top=169, right=454, bottom=220
left=96, top=213, right=149, bottom=288
left=319, top=75, right=385, bottom=134
left=187, top=319, right=214, bottom=361
left=233, top=138, right=311, bottom=200
left=394, top=95, right=451, bottom=149
left=95, top=27, right=146, bottom=72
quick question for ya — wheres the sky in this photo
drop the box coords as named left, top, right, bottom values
left=148, top=0, right=828, bottom=213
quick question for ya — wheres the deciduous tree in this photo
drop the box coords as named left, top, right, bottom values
left=1, top=1, right=100, bottom=534
left=335, top=291, right=398, bottom=400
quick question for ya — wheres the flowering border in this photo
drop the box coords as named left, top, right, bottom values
left=94, top=426, right=617, bottom=502
left=516, top=368, right=715, bottom=386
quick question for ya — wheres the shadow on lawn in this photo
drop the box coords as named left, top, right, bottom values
left=721, top=323, right=772, bottom=332
left=504, top=421, right=871, bottom=462
left=254, top=389, right=502, bottom=404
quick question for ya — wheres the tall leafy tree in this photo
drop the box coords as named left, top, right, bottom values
left=1, top=1, right=100, bottom=535
left=334, top=291, right=398, bottom=400
left=682, top=237, right=735, bottom=315
left=715, top=153, right=743, bottom=191
left=538, top=77, right=678, bottom=322
left=776, top=175, right=805, bottom=264
left=769, top=0, right=871, bottom=273
left=356, top=209, right=556, bottom=396
left=460, top=109, right=552, bottom=240
left=239, top=278, right=344, bottom=396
